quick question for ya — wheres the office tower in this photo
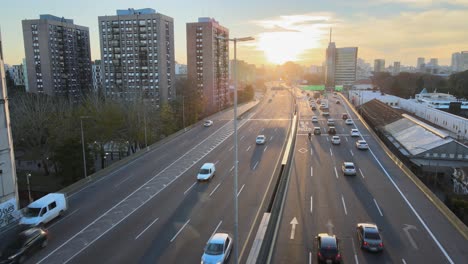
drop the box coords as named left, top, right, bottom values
left=429, top=58, right=438, bottom=67
left=187, top=17, right=229, bottom=114
left=325, top=29, right=357, bottom=88
left=417, top=57, right=425, bottom=70
left=374, top=59, right=385, bottom=73
left=92, top=60, right=102, bottom=97
left=98, top=8, right=175, bottom=104
left=0, top=30, right=19, bottom=210
left=22, top=15, right=92, bottom=103
left=452, top=51, right=468, bottom=72
left=393, top=61, right=400, bottom=75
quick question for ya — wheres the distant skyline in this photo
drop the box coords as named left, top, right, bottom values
left=1, top=0, right=468, bottom=66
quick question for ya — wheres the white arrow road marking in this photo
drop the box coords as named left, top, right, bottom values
left=403, top=224, right=419, bottom=250
left=290, top=217, right=298, bottom=239
left=326, top=219, right=334, bottom=235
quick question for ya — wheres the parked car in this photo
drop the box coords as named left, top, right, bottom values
left=331, top=136, right=341, bottom=145
left=201, top=233, right=233, bottom=264
left=20, top=193, right=67, bottom=227
left=342, top=162, right=356, bottom=176
left=312, top=116, right=318, bottom=123
left=356, top=223, right=384, bottom=252
left=328, top=126, right=337, bottom=135
left=256, top=135, right=266, bottom=145
left=204, top=120, right=213, bottom=127
left=316, top=233, right=342, bottom=263
left=314, top=127, right=322, bottom=135
left=0, top=227, right=48, bottom=264
left=345, top=119, right=353, bottom=125
left=351, top=129, right=360, bottom=137
left=197, top=163, right=216, bottom=181
left=356, top=140, right=369, bottom=150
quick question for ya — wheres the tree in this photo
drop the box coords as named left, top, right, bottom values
left=160, top=103, right=177, bottom=137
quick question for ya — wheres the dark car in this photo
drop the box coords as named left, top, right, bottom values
left=316, top=233, right=342, bottom=263
left=357, top=223, right=384, bottom=252
left=0, top=227, right=48, bottom=264
left=328, top=126, right=336, bottom=135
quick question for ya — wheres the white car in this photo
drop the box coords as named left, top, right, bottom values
left=256, top=135, right=266, bottom=145
left=356, top=140, right=369, bottom=150
left=345, top=119, right=353, bottom=125
left=342, top=162, right=357, bottom=176
left=201, top=233, right=233, bottom=264
left=331, top=136, right=341, bottom=145
left=351, top=129, right=360, bottom=137
left=327, top=119, right=335, bottom=126
left=204, top=120, right=213, bottom=127
left=312, top=116, right=318, bottom=123
left=197, top=163, right=216, bottom=181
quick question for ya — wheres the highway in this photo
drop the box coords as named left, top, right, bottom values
left=271, top=90, right=468, bottom=264
left=26, top=86, right=292, bottom=263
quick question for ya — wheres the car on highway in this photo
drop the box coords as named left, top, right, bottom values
left=328, top=126, right=336, bottom=135
left=204, top=120, right=213, bottom=127
left=316, top=233, right=342, bottom=263
left=356, top=223, right=384, bottom=252
left=336, top=100, right=340, bottom=104
left=314, top=127, right=321, bottom=135
left=312, top=116, right=318, bottom=123
left=356, top=140, right=369, bottom=150
left=345, top=119, right=353, bottom=125
left=327, top=119, right=335, bottom=126
left=311, top=105, right=317, bottom=110
left=322, top=112, right=330, bottom=117
left=342, top=162, right=356, bottom=176
left=0, top=227, right=48, bottom=264
left=201, top=233, right=232, bottom=264
left=331, top=136, right=341, bottom=145
left=197, top=163, right=216, bottom=181
left=351, top=129, right=360, bottom=137
left=256, top=135, right=266, bottom=145
left=342, top=113, right=348, bottom=120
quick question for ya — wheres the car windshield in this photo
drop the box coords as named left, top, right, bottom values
left=24, top=207, right=41, bottom=217
left=205, top=242, right=224, bottom=255
left=199, top=169, right=210, bottom=174
left=345, top=165, right=355, bottom=169
left=365, top=232, right=381, bottom=240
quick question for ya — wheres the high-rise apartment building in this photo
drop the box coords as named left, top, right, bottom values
left=325, top=30, right=357, bottom=88
left=452, top=52, right=468, bottom=72
left=99, top=8, right=175, bottom=104
left=374, top=59, right=385, bottom=73
left=429, top=58, right=438, bottom=67
left=417, top=57, right=425, bottom=70
left=22, top=58, right=29, bottom=92
left=92, top=60, right=102, bottom=97
left=8, top=65, right=25, bottom=86
left=0, top=30, right=19, bottom=214
left=393, top=61, right=401, bottom=75
left=22, top=15, right=92, bottom=103
left=187, top=17, right=229, bottom=114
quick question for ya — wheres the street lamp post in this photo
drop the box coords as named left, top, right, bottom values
left=216, top=35, right=254, bottom=264
left=26, top=173, right=32, bottom=203
left=80, top=116, right=92, bottom=179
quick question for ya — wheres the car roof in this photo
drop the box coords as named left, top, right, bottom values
left=344, top=162, right=354, bottom=166
left=351, top=128, right=358, bottom=131
left=210, top=233, right=229, bottom=243
left=358, top=140, right=367, bottom=143
left=318, top=233, right=337, bottom=247
left=201, top=163, right=215, bottom=169
left=332, top=136, right=339, bottom=138
left=257, top=135, right=265, bottom=137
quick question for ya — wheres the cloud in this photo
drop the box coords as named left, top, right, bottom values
left=378, top=0, right=468, bottom=7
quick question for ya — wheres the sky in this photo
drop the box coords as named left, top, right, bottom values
left=1, top=0, right=468, bottom=67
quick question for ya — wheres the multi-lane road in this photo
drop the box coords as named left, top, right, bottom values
left=25, top=87, right=293, bottom=263
left=271, top=91, right=467, bottom=263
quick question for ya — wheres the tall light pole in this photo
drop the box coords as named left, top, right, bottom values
left=26, top=173, right=32, bottom=203
left=80, top=116, right=91, bottom=179
left=216, top=35, right=254, bottom=264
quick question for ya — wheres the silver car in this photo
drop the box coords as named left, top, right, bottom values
left=342, top=162, right=356, bottom=176
left=201, top=233, right=233, bottom=264
left=356, top=223, right=384, bottom=252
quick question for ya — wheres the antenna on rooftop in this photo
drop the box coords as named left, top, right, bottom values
left=329, top=28, right=332, bottom=43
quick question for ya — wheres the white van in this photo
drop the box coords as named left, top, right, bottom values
left=20, top=193, right=67, bottom=226
left=197, top=163, right=216, bottom=181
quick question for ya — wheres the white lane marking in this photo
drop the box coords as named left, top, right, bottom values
left=270, top=136, right=274, bottom=140
left=341, top=195, right=348, bottom=215
left=261, top=128, right=265, bottom=132
left=253, top=161, right=259, bottom=170
left=334, top=167, right=338, bottom=179
left=374, top=198, right=384, bottom=216
left=246, top=146, right=251, bottom=152
left=240, top=135, right=245, bottom=140
left=211, top=220, right=223, bottom=238
left=263, top=146, right=268, bottom=152
left=229, top=146, right=234, bottom=151
left=354, top=254, right=359, bottom=264
left=402, top=259, right=407, bottom=264
left=351, top=237, right=359, bottom=264
left=368, top=148, right=454, bottom=264
left=330, top=148, right=333, bottom=156
left=345, top=137, right=349, bottom=142
left=114, top=175, right=134, bottom=188
left=183, top=182, right=197, bottom=195
left=310, top=148, right=313, bottom=155
left=48, top=209, right=79, bottom=229
left=326, top=137, right=329, bottom=142
left=274, top=128, right=278, bottom=132
left=310, top=196, right=313, bottom=214
left=170, top=219, right=191, bottom=242
left=209, top=183, right=221, bottom=197
left=350, top=150, right=354, bottom=156
left=215, top=160, right=220, bottom=165
left=359, top=168, right=365, bottom=178
left=403, top=224, right=419, bottom=250
left=237, top=184, right=246, bottom=197
left=309, top=251, right=312, bottom=264
left=310, top=166, right=313, bottom=177
left=230, top=166, right=234, bottom=172
left=135, top=217, right=159, bottom=240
